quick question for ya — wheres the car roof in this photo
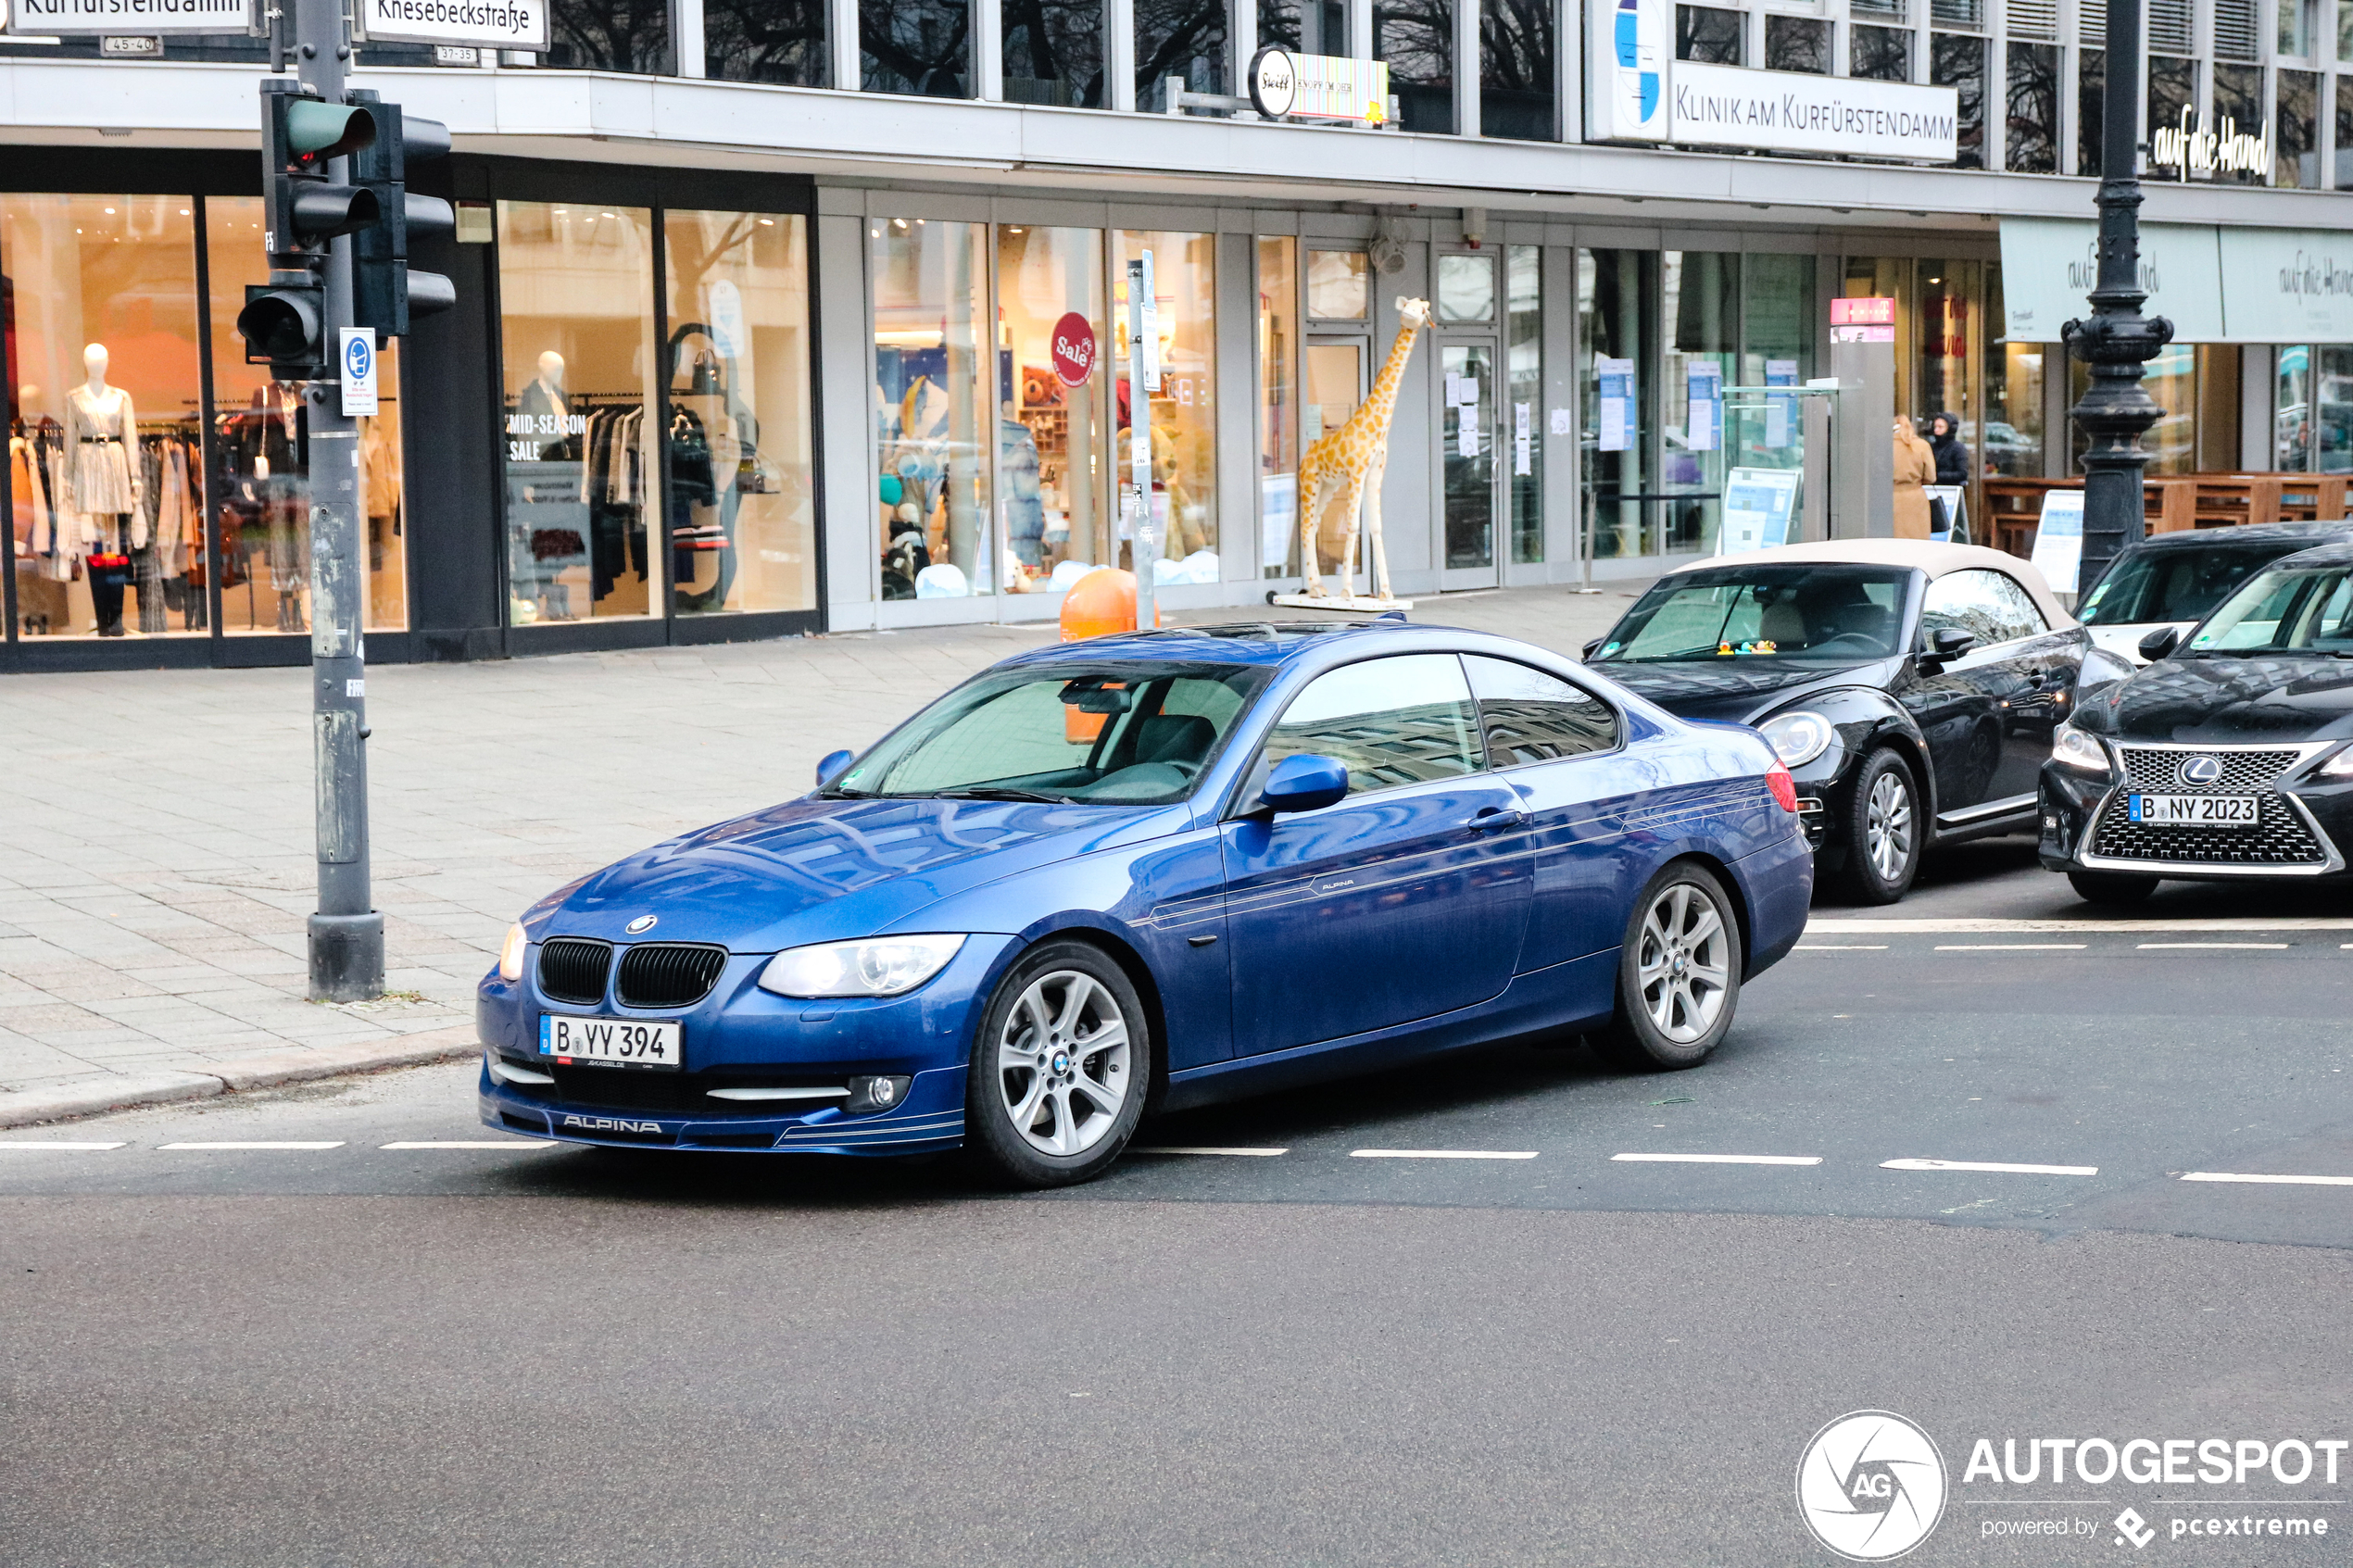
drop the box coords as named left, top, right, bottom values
left=2129, top=521, right=2353, bottom=551
left=1660, top=538, right=2073, bottom=630
left=2265, top=538, right=2353, bottom=569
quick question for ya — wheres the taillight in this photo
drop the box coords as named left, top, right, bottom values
left=1766, top=759, right=1798, bottom=813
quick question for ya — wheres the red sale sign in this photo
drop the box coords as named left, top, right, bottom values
left=1051, top=312, right=1097, bottom=386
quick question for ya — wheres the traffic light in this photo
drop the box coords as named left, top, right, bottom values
left=348, top=91, right=457, bottom=339
left=237, top=81, right=381, bottom=378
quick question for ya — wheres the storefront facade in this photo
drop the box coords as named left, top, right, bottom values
left=4, top=0, right=2348, bottom=667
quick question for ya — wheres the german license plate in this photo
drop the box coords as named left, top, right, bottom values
left=2128, top=793, right=2260, bottom=827
left=538, top=1015, right=682, bottom=1070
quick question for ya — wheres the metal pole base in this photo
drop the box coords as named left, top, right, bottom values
left=308, top=911, right=385, bottom=1002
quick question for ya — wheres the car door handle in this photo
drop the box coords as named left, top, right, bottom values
left=1468, top=806, right=1529, bottom=834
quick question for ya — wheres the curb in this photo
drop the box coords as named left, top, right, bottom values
left=0, top=1025, right=480, bottom=1129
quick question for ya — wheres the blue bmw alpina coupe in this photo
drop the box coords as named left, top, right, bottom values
left=477, top=620, right=1812, bottom=1185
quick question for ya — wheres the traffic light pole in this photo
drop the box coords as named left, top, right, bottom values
left=293, top=0, right=383, bottom=1001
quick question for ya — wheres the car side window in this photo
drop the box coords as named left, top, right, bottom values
left=1260, top=653, right=1484, bottom=797
left=1463, top=656, right=1619, bottom=765
left=1921, top=569, right=2046, bottom=648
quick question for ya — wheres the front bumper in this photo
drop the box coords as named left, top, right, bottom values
left=473, top=932, right=1021, bottom=1154
left=2038, top=759, right=2353, bottom=882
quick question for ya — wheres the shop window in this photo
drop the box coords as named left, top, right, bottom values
left=1579, top=248, right=1659, bottom=561
left=1506, top=245, right=1541, bottom=565
left=1930, top=35, right=1983, bottom=169
left=496, top=201, right=661, bottom=626
left=1256, top=236, right=1302, bottom=580
left=1914, top=261, right=1978, bottom=457
left=1374, top=0, right=1453, bottom=133
left=1740, top=252, right=1814, bottom=390
left=2338, top=77, right=2353, bottom=188
left=4, top=195, right=208, bottom=641
left=548, top=0, right=672, bottom=70
left=873, top=218, right=991, bottom=598
left=1764, top=16, right=1828, bottom=73
left=208, top=197, right=409, bottom=637
left=2144, top=56, right=2196, bottom=182
left=2276, top=69, right=2321, bottom=188
left=1664, top=251, right=1733, bottom=555
left=2076, top=47, right=2105, bottom=175
left=1259, top=0, right=1348, bottom=54
left=1137, top=0, right=1228, bottom=107
left=1437, top=253, right=1495, bottom=323
left=662, top=210, right=816, bottom=618
left=862, top=0, right=972, bottom=95
left=1300, top=339, right=1366, bottom=578
left=1845, top=256, right=1916, bottom=414
left=2316, top=345, right=2353, bottom=475
left=704, top=0, right=830, bottom=84
left=998, top=225, right=1110, bottom=594
left=1675, top=6, right=1743, bottom=64
left=2209, top=63, right=2264, bottom=185
left=2005, top=42, right=2058, bottom=173
left=2068, top=345, right=2196, bottom=476
left=1116, top=231, right=1219, bottom=580
left=1985, top=267, right=2045, bottom=481
left=2277, top=346, right=2314, bottom=472
left=2282, top=0, right=2318, bottom=56
left=1480, top=0, right=1556, bottom=140
left=1849, top=25, right=1909, bottom=82
left=1307, top=251, right=1369, bottom=320
left=1001, top=0, right=1106, bottom=107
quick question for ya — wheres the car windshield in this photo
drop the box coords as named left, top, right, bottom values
left=2184, top=562, right=2353, bottom=656
left=1590, top=565, right=1912, bottom=664
left=826, top=660, right=1273, bottom=804
left=2080, top=542, right=2320, bottom=627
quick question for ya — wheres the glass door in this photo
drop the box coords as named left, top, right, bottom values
left=1300, top=338, right=1365, bottom=582
left=1441, top=341, right=1501, bottom=589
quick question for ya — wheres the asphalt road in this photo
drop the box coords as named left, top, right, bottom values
left=6, top=840, right=2352, bottom=1566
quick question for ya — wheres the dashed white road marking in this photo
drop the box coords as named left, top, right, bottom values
left=2137, top=942, right=2289, bottom=950
left=1811, top=917, right=2353, bottom=933
left=1131, top=1147, right=1290, bottom=1158
left=0, top=1141, right=125, bottom=1151
left=2181, top=1171, right=2353, bottom=1186
left=1882, top=1158, right=2099, bottom=1176
left=1612, top=1152, right=1822, bottom=1167
left=157, top=1141, right=346, bottom=1151
left=1794, top=944, right=1889, bottom=950
left=1351, top=1148, right=1539, bottom=1160
left=380, top=1140, right=556, bottom=1150
left=1935, top=943, right=2087, bottom=951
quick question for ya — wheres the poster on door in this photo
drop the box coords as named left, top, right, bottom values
left=1596, top=358, right=1635, bottom=453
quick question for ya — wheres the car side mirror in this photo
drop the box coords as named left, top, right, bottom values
left=1258, top=754, right=1349, bottom=815
left=1581, top=637, right=1605, bottom=659
left=1919, top=627, right=1974, bottom=668
left=2137, top=625, right=2181, bottom=661
left=815, top=748, right=855, bottom=788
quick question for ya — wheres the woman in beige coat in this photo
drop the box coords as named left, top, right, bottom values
left=1893, top=416, right=1935, bottom=540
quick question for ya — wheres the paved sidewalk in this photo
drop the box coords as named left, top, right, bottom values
left=0, top=579, right=1648, bottom=1123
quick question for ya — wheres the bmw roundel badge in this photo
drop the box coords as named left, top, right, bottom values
left=625, top=915, right=658, bottom=935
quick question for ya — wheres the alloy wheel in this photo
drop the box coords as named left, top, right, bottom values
left=995, top=969, right=1133, bottom=1157
left=1866, top=770, right=1915, bottom=884
left=1634, top=883, right=1731, bottom=1045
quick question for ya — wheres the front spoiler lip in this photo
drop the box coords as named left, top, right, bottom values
left=478, top=1073, right=966, bottom=1155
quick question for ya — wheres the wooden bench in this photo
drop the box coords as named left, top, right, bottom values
left=1982, top=473, right=2353, bottom=560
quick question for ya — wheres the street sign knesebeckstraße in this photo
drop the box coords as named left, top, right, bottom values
left=351, top=0, right=546, bottom=53
left=1246, top=46, right=1390, bottom=124
left=8, top=0, right=245, bottom=36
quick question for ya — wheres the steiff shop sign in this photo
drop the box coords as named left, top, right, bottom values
left=352, top=0, right=547, bottom=51
left=8, top=0, right=244, bottom=35
left=1669, top=61, right=1958, bottom=160
left=2001, top=218, right=2353, bottom=344
left=1246, top=46, right=1390, bottom=124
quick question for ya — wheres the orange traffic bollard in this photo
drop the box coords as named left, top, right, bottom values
left=1057, top=567, right=1163, bottom=642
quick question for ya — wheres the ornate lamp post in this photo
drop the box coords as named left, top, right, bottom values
left=2062, top=0, right=2174, bottom=593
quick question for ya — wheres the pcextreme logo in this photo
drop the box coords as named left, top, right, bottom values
left=1797, top=1410, right=1949, bottom=1561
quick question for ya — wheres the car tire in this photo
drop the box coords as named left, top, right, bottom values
left=1837, top=747, right=1923, bottom=905
left=2068, top=869, right=2158, bottom=906
left=1594, top=863, right=1743, bottom=1072
left=964, top=939, right=1151, bottom=1189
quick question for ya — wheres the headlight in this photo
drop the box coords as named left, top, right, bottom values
left=1757, top=710, right=1836, bottom=768
left=497, top=922, right=529, bottom=982
left=2051, top=722, right=2110, bottom=773
left=757, top=934, right=968, bottom=998
left=2319, top=746, right=2353, bottom=779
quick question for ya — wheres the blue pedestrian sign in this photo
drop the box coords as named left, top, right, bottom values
left=339, top=327, right=379, bottom=416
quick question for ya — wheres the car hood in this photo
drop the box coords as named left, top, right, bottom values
left=2076, top=655, right=2353, bottom=744
left=1592, top=658, right=1898, bottom=725
left=523, top=796, right=1189, bottom=952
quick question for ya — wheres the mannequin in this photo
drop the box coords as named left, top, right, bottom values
left=62, top=345, right=143, bottom=636
left=518, top=350, right=571, bottom=464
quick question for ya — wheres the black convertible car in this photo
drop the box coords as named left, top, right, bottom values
left=2040, top=539, right=2353, bottom=903
left=1586, top=541, right=2129, bottom=903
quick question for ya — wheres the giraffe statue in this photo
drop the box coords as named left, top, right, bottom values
left=1297, top=295, right=1433, bottom=601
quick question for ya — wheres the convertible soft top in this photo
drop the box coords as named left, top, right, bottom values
left=1665, top=539, right=2075, bottom=633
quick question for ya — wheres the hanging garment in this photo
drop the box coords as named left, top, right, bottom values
left=63, top=385, right=141, bottom=516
